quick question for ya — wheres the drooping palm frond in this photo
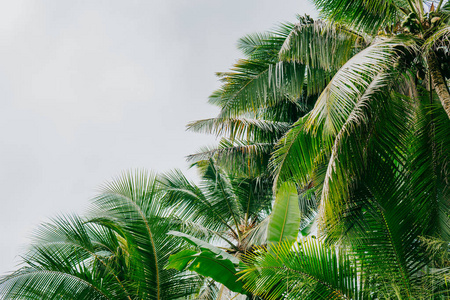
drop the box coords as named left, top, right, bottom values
left=240, top=238, right=369, bottom=300
left=87, top=171, right=200, bottom=300
left=187, top=139, right=274, bottom=177
left=423, top=25, right=450, bottom=50
left=318, top=73, right=395, bottom=217
left=161, top=164, right=243, bottom=239
left=237, top=31, right=278, bottom=58
left=279, top=18, right=364, bottom=72
left=187, top=117, right=290, bottom=143
left=410, top=95, right=450, bottom=240
left=212, top=60, right=306, bottom=118
left=270, top=113, right=328, bottom=187
left=305, top=36, right=417, bottom=135
left=0, top=215, right=129, bottom=300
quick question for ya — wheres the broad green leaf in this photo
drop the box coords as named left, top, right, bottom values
left=167, top=230, right=239, bottom=264
left=166, top=249, right=244, bottom=293
left=166, top=249, right=198, bottom=271
left=267, top=182, right=301, bottom=245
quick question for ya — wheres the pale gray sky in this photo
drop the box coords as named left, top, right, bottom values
left=0, top=0, right=316, bottom=274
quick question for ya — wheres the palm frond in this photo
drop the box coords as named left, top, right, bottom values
left=280, top=19, right=364, bottom=72
left=89, top=170, right=200, bottom=299
left=159, top=168, right=238, bottom=236
left=186, top=117, right=290, bottom=143
left=270, top=113, right=327, bottom=187
left=187, top=139, right=274, bottom=177
left=240, top=238, right=368, bottom=300
left=305, top=36, right=416, bottom=135
left=313, top=0, right=409, bottom=33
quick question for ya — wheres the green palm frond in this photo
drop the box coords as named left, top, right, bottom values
left=442, top=0, right=450, bottom=13
left=0, top=268, right=113, bottom=300
left=411, top=96, right=450, bottom=240
left=279, top=19, right=364, bottom=72
left=0, top=213, right=135, bottom=299
left=160, top=168, right=238, bottom=237
left=270, top=113, right=327, bottom=187
left=208, top=21, right=311, bottom=118
left=213, top=60, right=306, bottom=118
left=88, top=171, right=201, bottom=300
left=318, top=73, right=394, bottom=214
left=187, top=117, right=290, bottom=143
left=187, top=140, right=274, bottom=177
left=306, top=36, right=416, bottom=135
left=423, top=25, right=450, bottom=50
left=240, top=238, right=368, bottom=300
left=313, top=0, right=409, bottom=33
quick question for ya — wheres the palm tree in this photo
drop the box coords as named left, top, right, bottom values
left=160, top=160, right=274, bottom=299
left=161, top=164, right=302, bottom=299
left=270, top=0, right=450, bottom=244
left=0, top=171, right=200, bottom=300
left=160, top=160, right=274, bottom=257
left=186, top=17, right=326, bottom=178
left=236, top=0, right=450, bottom=298
left=186, top=15, right=368, bottom=232
left=2, top=1, right=449, bottom=298
left=241, top=236, right=450, bottom=299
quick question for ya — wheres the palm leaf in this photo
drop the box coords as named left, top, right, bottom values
left=266, top=182, right=301, bottom=245
left=313, top=0, right=409, bottom=33
left=240, top=238, right=368, bottom=300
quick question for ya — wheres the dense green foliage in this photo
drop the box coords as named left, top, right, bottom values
left=1, top=0, right=450, bottom=299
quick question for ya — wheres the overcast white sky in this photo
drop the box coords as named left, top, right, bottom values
left=0, top=1, right=316, bottom=274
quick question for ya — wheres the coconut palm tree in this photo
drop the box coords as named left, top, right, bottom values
left=241, top=95, right=450, bottom=297
left=162, top=163, right=302, bottom=299
left=186, top=17, right=331, bottom=178
left=269, top=0, right=450, bottom=243
left=186, top=15, right=368, bottom=233
left=0, top=171, right=201, bottom=300
left=236, top=0, right=450, bottom=299
left=160, top=159, right=274, bottom=257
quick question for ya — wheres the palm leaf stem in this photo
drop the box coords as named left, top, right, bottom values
left=211, top=231, right=240, bottom=251
left=215, top=177, right=241, bottom=240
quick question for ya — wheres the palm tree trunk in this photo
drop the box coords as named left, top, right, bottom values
left=428, top=52, right=450, bottom=119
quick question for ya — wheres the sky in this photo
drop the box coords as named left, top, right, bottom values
left=0, top=0, right=316, bottom=274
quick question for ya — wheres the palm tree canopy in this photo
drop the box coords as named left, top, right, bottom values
left=0, top=171, right=201, bottom=300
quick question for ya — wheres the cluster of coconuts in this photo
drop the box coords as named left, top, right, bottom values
left=401, top=12, right=441, bottom=33
left=399, top=10, right=449, bottom=79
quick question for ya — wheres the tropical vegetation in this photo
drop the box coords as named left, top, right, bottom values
left=1, top=0, right=450, bottom=299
